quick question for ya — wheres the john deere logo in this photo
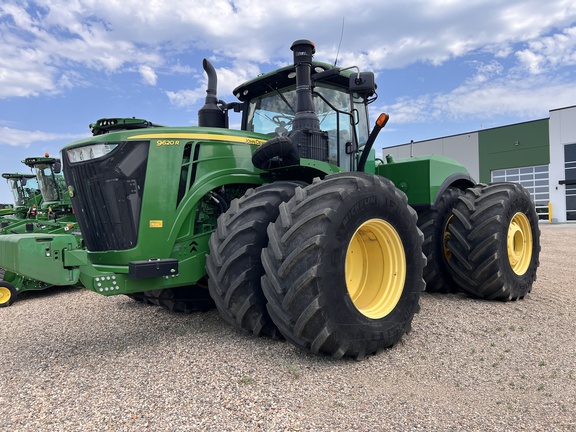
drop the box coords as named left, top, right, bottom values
left=68, top=185, right=74, bottom=198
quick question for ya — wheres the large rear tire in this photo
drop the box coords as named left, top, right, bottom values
left=261, top=173, right=425, bottom=359
left=417, top=187, right=464, bottom=293
left=448, top=183, right=540, bottom=301
left=206, top=181, right=305, bottom=338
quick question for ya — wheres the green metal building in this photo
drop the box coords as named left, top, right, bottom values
left=383, top=105, right=576, bottom=222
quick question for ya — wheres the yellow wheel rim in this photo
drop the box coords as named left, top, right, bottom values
left=507, top=212, right=533, bottom=275
left=345, top=219, right=406, bottom=319
left=0, top=286, right=11, bottom=305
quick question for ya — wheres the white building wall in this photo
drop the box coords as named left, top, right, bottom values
left=382, top=133, right=480, bottom=182
left=549, top=106, right=576, bottom=223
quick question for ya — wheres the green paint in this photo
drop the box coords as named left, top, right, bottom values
left=377, top=154, right=470, bottom=205
left=479, top=119, right=549, bottom=182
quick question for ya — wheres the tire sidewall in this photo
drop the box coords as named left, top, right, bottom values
left=315, top=179, right=421, bottom=341
left=496, top=186, right=540, bottom=294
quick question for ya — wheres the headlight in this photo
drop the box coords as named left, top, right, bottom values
left=67, top=143, right=118, bottom=163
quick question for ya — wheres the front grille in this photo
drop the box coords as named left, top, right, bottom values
left=63, top=141, right=149, bottom=251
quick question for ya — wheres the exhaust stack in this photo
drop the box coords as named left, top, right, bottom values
left=198, top=59, right=227, bottom=128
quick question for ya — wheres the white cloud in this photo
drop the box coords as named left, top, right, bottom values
left=516, top=49, right=546, bottom=74
left=139, top=65, right=158, bottom=86
left=516, top=26, right=576, bottom=74
left=372, top=16, right=576, bottom=129
left=380, top=70, right=576, bottom=127
left=466, top=60, right=504, bottom=84
left=0, top=0, right=163, bottom=98
left=0, top=64, right=57, bottom=98
left=2, top=0, right=575, bottom=94
left=0, top=126, right=86, bottom=147
left=166, top=89, right=204, bottom=108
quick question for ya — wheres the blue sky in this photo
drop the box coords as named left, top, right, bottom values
left=1, top=0, right=576, bottom=203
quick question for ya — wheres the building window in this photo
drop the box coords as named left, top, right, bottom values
left=564, top=144, right=576, bottom=221
left=491, top=165, right=549, bottom=220
left=566, top=185, right=576, bottom=221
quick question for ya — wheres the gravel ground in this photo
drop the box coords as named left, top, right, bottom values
left=1, top=223, right=575, bottom=431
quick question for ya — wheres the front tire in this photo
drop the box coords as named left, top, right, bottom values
left=261, top=173, right=425, bottom=359
left=206, top=181, right=305, bottom=338
left=447, top=183, right=540, bottom=300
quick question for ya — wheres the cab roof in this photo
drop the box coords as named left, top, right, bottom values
left=232, top=61, right=351, bottom=102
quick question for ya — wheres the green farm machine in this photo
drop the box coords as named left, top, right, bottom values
left=0, top=173, right=41, bottom=223
left=1, top=156, right=77, bottom=234
left=0, top=156, right=82, bottom=304
left=0, top=40, right=540, bottom=358
left=23, top=155, right=76, bottom=224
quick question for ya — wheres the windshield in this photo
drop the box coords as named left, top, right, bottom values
left=247, top=87, right=297, bottom=136
left=246, top=83, right=370, bottom=169
left=34, top=164, right=60, bottom=202
left=9, top=177, right=39, bottom=206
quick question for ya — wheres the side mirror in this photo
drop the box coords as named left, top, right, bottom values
left=349, top=72, right=376, bottom=96
left=54, top=161, right=61, bottom=174
left=21, top=178, right=27, bottom=186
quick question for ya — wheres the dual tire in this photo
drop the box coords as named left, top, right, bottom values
left=447, top=183, right=540, bottom=300
left=207, top=173, right=425, bottom=358
left=419, top=182, right=540, bottom=300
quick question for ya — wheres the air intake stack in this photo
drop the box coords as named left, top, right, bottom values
left=251, top=39, right=330, bottom=170
left=288, top=40, right=329, bottom=161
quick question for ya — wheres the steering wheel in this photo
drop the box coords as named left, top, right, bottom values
left=271, top=114, right=294, bottom=137
left=271, top=115, right=295, bottom=127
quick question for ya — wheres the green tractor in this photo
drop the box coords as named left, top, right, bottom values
left=0, top=157, right=82, bottom=306
left=0, top=173, right=42, bottom=225
left=1, top=156, right=78, bottom=235
left=0, top=40, right=539, bottom=359
left=22, top=155, right=77, bottom=226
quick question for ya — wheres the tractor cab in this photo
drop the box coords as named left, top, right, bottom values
left=1, top=173, right=41, bottom=213
left=234, top=64, right=373, bottom=171
left=23, top=155, right=72, bottom=215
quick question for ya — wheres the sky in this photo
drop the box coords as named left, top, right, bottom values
left=1, top=0, right=576, bottom=203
